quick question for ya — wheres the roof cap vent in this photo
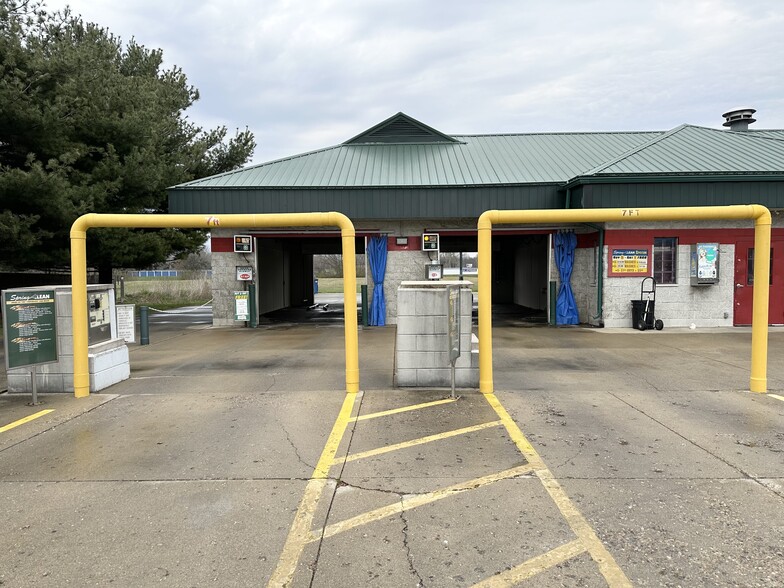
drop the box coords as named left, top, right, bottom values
left=722, top=107, right=756, bottom=131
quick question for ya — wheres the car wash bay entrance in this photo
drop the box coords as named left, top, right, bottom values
left=438, top=231, right=550, bottom=320
left=212, top=232, right=367, bottom=319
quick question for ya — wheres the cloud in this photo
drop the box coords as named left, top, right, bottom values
left=45, top=0, right=784, bottom=163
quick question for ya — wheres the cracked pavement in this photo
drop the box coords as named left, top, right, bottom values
left=1, top=322, right=783, bottom=587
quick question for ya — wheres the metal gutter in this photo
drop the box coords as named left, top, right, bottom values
left=563, top=173, right=784, bottom=190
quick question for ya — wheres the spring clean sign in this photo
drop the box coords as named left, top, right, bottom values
left=3, top=290, right=58, bottom=369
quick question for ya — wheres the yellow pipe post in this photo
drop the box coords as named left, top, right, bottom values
left=750, top=208, right=772, bottom=392
left=334, top=213, right=360, bottom=393
left=477, top=213, right=494, bottom=394
left=477, top=205, right=771, bottom=394
left=70, top=212, right=360, bottom=397
left=70, top=231, right=90, bottom=397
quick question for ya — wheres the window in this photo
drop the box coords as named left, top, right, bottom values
left=653, top=237, right=677, bottom=284
left=746, top=248, right=773, bottom=285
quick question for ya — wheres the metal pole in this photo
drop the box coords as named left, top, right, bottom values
left=139, top=305, right=150, bottom=345
left=451, top=360, right=456, bottom=399
left=477, top=215, right=494, bottom=394
left=70, top=230, right=89, bottom=398
left=361, top=284, right=368, bottom=327
left=750, top=213, right=772, bottom=392
left=249, top=283, right=258, bottom=328
left=339, top=218, right=360, bottom=393
left=30, top=369, right=39, bottom=405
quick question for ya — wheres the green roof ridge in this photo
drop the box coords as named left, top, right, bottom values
left=581, top=124, right=690, bottom=177
left=344, top=112, right=458, bottom=144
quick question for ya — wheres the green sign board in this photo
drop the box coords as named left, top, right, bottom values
left=3, top=290, right=58, bottom=369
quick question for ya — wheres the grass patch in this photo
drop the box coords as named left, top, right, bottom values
left=442, top=275, right=478, bottom=291
left=315, top=276, right=477, bottom=293
left=120, top=279, right=211, bottom=310
left=315, top=277, right=367, bottom=294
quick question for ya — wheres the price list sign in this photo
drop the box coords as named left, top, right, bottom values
left=609, top=247, right=650, bottom=277
left=3, top=290, right=58, bottom=369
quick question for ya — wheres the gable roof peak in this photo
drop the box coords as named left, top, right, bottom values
left=344, top=112, right=459, bottom=145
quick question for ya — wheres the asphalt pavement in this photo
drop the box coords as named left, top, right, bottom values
left=1, top=307, right=783, bottom=587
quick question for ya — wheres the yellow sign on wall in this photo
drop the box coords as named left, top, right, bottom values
left=609, top=247, right=650, bottom=276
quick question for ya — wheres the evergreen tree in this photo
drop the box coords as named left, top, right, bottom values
left=0, top=0, right=255, bottom=279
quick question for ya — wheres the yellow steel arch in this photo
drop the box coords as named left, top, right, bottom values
left=477, top=205, right=772, bottom=394
left=70, top=212, right=360, bottom=398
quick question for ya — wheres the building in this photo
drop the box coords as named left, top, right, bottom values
left=168, top=109, right=784, bottom=328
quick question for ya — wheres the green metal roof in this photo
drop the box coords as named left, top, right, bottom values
left=173, top=130, right=661, bottom=189
left=581, top=125, right=784, bottom=178
left=169, top=113, right=784, bottom=216
left=344, top=112, right=459, bottom=144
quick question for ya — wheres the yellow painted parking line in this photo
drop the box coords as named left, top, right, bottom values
left=267, top=392, right=359, bottom=588
left=768, top=393, right=784, bottom=402
left=350, top=397, right=457, bottom=422
left=311, top=463, right=535, bottom=542
left=335, top=420, right=503, bottom=465
left=0, top=409, right=55, bottom=433
left=484, top=393, right=633, bottom=588
left=471, top=539, right=587, bottom=587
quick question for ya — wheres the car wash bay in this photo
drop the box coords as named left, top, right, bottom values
left=2, top=319, right=783, bottom=587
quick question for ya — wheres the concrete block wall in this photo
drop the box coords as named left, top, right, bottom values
left=602, top=244, right=735, bottom=328
left=376, top=250, right=435, bottom=325
left=211, top=228, right=252, bottom=327
left=88, top=340, right=131, bottom=392
left=395, top=282, right=478, bottom=388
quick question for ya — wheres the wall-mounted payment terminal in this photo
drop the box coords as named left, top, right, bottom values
left=690, top=243, right=720, bottom=285
left=88, top=291, right=112, bottom=344
left=234, top=235, right=253, bottom=253
left=422, top=233, right=439, bottom=253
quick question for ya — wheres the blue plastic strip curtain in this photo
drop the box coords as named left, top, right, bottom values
left=368, top=235, right=387, bottom=326
left=555, top=231, right=579, bottom=325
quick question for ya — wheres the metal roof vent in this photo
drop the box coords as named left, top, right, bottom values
left=722, top=107, right=757, bottom=131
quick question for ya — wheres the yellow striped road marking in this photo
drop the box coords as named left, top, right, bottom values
left=0, top=409, right=55, bottom=433
left=471, top=539, right=587, bottom=587
left=768, top=393, right=784, bottom=402
left=484, top=393, right=633, bottom=588
left=350, top=397, right=457, bottom=422
left=310, top=463, right=535, bottom=542
left=334, top=420, right=503, bottom=465
left=267, top=392, right=359, bottom=588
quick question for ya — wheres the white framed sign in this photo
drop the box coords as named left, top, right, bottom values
left=236, top=266, right=253, bottom=281
left=116, top=304, right=136, bottom=343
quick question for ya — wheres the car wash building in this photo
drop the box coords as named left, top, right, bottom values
left=168, top=109, right=784, bottom=328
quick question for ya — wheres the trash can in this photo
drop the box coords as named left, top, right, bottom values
left=314, top=278, right=319, bottom=294
left=631, top=299, right=655, bottom=330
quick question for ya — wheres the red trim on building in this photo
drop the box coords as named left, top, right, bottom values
left=576, top=233, right=599, bottom=248
left=604, top=228, right=784, bottom=246
left=211, top=237, right=234, bottom=252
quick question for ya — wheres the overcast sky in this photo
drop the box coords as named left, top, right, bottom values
left=45, top=0, right=784, bottom=165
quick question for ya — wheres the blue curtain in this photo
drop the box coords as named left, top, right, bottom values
left=555, top=231, right=579, bottom=325
left=368, top=235, right=387, bottom=326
